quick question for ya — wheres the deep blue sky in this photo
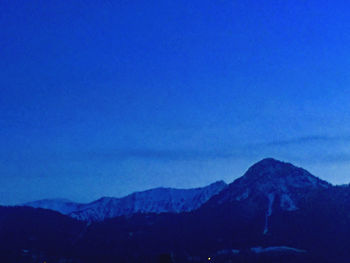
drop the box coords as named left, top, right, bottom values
left=1, top=0, right=350, bottom=205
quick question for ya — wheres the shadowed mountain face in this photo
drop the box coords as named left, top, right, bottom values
left=2, top=158, right=350, bottom=263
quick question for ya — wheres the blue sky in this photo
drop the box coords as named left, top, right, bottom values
left=1, top=0, right=350, bottom=204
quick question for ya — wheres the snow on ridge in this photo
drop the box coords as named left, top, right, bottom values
left=71, top=180, right=227, bottom=221
left=216, top=249, right=240, bottom=255
left=23, top=181, right=227, bottom=222
left=251, top=246, right=306, bottom=253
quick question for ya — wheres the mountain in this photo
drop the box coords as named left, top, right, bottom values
left=5, top=158, right=350, bottom=263
left=0, top=206, right=85, bottom=263
left=214, top=158, right=330, bottom=205
left=205, top=158, right=331, bottom=234
left=23, top=198, right=83, bottom=214
left=23, top=181, right=227, bottom=221
left=71, top=158, right=342, bottom=263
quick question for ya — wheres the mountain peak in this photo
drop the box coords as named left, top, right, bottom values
left=236, top=158, right=328, bottom=188
left=251, top=157, right=293, bottom=167
left=252, top=157, right=284, bottom=166
left=213, top=158, right=331, bottom=213
left=245, top=158, right=299, bottom=176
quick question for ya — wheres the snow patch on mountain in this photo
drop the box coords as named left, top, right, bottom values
left=280, top=193, right=298, bottom=211
left=235, top=189, right=250, bottom=201
left=216, top=249, right=240, bottom=255
left=263, top=193, right=275, bottom=235
left=251, top=246, right=306, bottom=254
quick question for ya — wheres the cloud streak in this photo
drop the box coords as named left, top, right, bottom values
left=83, top=148, right=249, bottom=162
left=8, top=134, right=350, bottom=165
left=263, top=135, right=350, bottom=147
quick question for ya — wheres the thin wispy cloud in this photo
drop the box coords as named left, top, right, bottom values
left=83, top=148, right=248, bottom=162
left=69, top=134, right=350, bottom=164
left=263, top=135, right=350, bottom=147
left=9, top=134, right=349, bottom=165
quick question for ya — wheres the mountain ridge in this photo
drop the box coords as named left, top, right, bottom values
left=23, top=180, right=227, bottom=221
left=21, top=158, right=332, bottom=224
left=4, top=158, right=350, bottom=262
